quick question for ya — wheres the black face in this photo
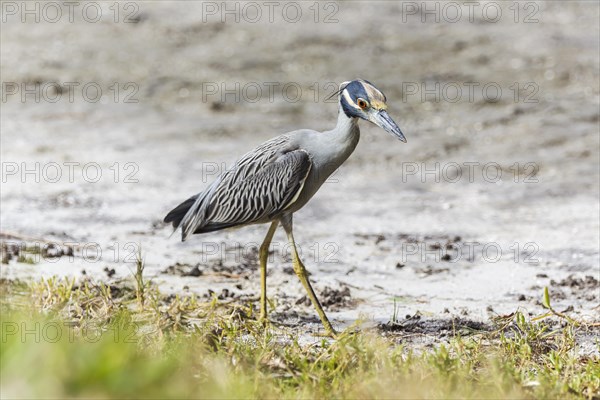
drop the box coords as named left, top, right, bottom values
left=340, top=81, right=370, bottom=119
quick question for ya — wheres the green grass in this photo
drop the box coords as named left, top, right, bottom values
left=1, top=276, right=598, bottom=399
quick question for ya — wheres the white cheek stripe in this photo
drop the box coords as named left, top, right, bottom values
left=342, top=89, right=361, bottom=110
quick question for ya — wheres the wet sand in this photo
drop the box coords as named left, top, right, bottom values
left=1, top=1, right=599, bottom=347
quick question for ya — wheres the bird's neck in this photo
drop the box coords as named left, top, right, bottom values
left=317, top=106, right=360, bottom=167
left=330, top=106, right=360, bottom=143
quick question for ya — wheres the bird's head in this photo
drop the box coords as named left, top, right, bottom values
left=335, top=79, right=406, bottom=142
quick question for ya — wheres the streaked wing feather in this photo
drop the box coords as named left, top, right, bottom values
left=179, top=135, right=311, bottom=240
left=206, top=150, right=311, bottom=225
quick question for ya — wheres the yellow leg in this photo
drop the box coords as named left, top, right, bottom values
left=282, top=218, right=336, bottom=337
left=259, top=221, right=279, bottom=322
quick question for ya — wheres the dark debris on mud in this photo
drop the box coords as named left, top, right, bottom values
left=414, top=265, right=450, bottom=277
left=296, top=285, right=355, bottom=311
left=355, top=232, right=462, bottom=247
left=269, top=309, right=321, bottom=328
left=544, top=274, right=600, bottom=302
left=354, top=232, right=469, bottom=269
left=1, top=239, right=75, bottom=264
left=162, top=254, right=260, bottom=278
left=205, top=288, right=237, bottom=300
left=379, top=312, right=491, bottom=338
left=553, top=274, right=599, bottom=290
left=162, top=262, right=204, bottom=277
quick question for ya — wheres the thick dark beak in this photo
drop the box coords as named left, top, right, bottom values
left=373, top=110, right=406, bottom=142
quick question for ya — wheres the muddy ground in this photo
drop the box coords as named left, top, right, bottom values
left=1, top=2, right=599, bottom=348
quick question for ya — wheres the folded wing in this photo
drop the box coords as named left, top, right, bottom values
left=164, top=135, right=312, bottom=241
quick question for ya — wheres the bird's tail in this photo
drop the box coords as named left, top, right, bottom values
left=164, top=195, right=198, bottom=230
left=165, top=178, right=222, bottom=241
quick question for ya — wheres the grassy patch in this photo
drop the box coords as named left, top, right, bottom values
left=0, top=276, right=598, bottom=399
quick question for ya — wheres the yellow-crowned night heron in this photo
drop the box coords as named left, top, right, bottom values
left=164, top=79, right=406, bottom=337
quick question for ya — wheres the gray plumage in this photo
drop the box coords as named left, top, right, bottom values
left=164, top=121, right=360, bottom=241
left=164, top=79, right=406, bottom=336
left=177, top=135, right=311, bottom=239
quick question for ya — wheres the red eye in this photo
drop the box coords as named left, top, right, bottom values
left=357, top=99, right=368, bottom=109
